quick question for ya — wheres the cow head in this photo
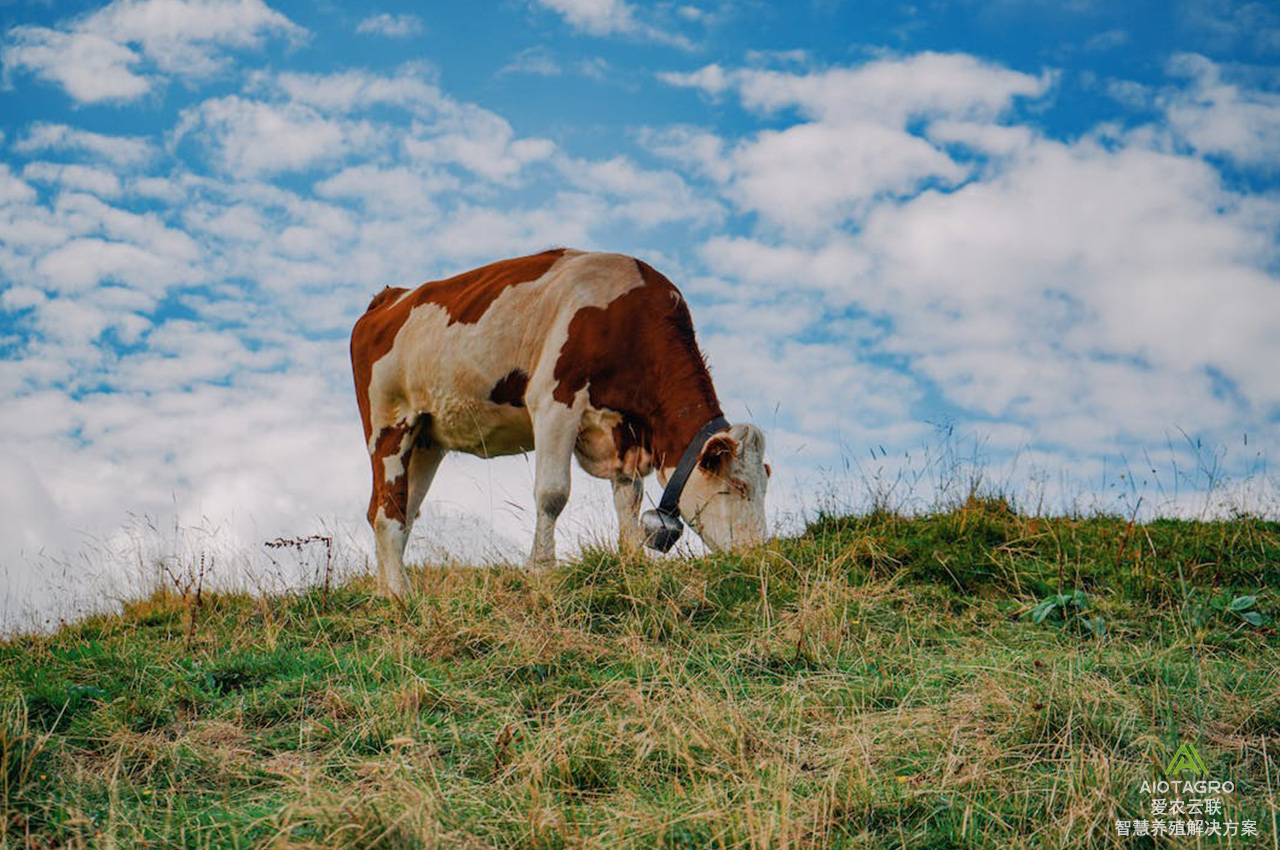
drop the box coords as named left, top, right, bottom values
left=677, top=423, right=770, bottom=552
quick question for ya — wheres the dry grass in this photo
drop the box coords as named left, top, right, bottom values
left=2, top=505, right=1279, bottom=848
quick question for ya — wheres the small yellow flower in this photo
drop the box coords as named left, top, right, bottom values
left=39, top=774, right=47, bottom=780
left=142, top=789, right=152, bottom=796
left=896, top=775, right=910, bottom=783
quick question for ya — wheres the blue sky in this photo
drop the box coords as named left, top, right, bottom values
left=1, top=0, right=1279, bottom=624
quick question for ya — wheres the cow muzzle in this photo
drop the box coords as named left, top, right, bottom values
left=641, top=509, right=684, bottom=553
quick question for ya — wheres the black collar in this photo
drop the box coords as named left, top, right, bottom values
left=656, top=415, right=731, bottom=517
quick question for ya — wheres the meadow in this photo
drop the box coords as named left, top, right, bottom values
left=2, top=497, right=1278, bottom=848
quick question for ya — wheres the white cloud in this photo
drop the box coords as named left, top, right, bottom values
left=267, top=65, right=445, bottom=115
left=15, top=124, right=155, bottom=168
left=638, top=126, right=732, bottom=183
left=662, top=52, right=1052, bottom=124
left=86, top=0, right=304, bottom=76
left=36, top=236, right=200, bottom=295
left=355, top=13, right=423, bottom=38
left=0, top=164, right=36, bottom=205
left=1164, top=53, right=1280, bottom=167
left=556, top=155, right=723, bottom=226
left=730, top=121, right=965, bottom=232
left=0, top=183, right=207, bottom=345
left=501, top=45, right=562, bottom=76
left=532, top=0, right=692, bottom=48
left=698, top=234, right=872, bottom=307
left=679, top=55, right=1280, bottom=467
left=174, top=95, right=376, bottom=176
left=704, top=330, right=921, bottom=437
left=535, top=0, right=641, bottom=34
left=23, top=163, right=123, bottom=199
left=658, top=53, right=1052, bottom=234
left=2, top=27, right=150, bottom=104
left=404, top=109, right=557, bottom=184
left=744, top=49, right=809, bottom=66
left=315, top=165, right=454, bottom=217
left=1082, top=28, right=1129, bottom=51
left=658, top=63, right=731, bottom=94
left=1, top=0, right=303, bottom=104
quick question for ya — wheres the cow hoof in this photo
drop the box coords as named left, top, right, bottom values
left=378, top=579, right=408, bottom=600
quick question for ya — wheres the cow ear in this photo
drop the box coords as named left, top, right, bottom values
left=697, top=434, right=738, bottom=475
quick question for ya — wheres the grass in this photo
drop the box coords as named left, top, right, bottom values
left=2, top=497, right=1278, bottom=848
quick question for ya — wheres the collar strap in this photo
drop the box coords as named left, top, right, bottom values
left=656, top=415, right=731, bottom=517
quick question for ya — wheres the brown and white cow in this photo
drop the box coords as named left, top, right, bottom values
left=350, top=249, right=769, bottom=597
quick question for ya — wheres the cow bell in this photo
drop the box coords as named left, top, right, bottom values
left=641, top=509, right=684, bottom=552
left=639, top=414, right=731, bottom=553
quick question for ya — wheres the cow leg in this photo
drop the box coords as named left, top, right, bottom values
left=395, top=436, right=445, bottom=593
left=612, top=475, right=644, bottom=553
left=405, top=440, right=445, bottom=536
left=367, top=416, right=440, bottom=599
left=528, top=405, right=579, bottom=570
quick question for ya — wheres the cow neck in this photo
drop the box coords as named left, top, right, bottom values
left=649, top=390, right=724, bottom=479
left=656, top=414, right=731, bottom=515
left=602, top=350, right=722, bottom=482
left=634, top=260, right=724, bottom=474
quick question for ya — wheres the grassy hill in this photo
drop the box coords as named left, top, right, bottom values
left=3, top=499, right=1279, bottom=848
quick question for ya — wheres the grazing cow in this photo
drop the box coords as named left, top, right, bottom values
left=350, top=249, right=769, bottom=597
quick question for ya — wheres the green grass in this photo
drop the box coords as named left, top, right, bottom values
left=3, top=499, right=1279, bottom=848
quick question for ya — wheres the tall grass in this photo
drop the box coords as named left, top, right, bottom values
left=1, top=495, right=1277, bottom=848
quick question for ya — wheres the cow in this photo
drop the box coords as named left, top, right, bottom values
left=350, top=249, right=769, bottom=598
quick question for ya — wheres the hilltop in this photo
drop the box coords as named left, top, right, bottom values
left=2, top=501, right=1278, bottom=848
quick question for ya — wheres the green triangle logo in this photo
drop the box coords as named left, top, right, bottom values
left=1165, top=742, right=1207, bottom=778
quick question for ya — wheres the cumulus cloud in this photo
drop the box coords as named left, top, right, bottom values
left=15, top=124, right=156, bottom=168
left=172, top=65, right=556, bottom=182
left=1164, top=53, right=1280, bottom=167
left=1, top=0, right=303, bottom=103
left=174, top=96, right=375, bottom=176
left=406, top=112, right=557, bottom=184
left=532, top=0, right=692, bottom=48
left=661, top=52, right=1052, bottom=123
left=555, top=155, right=723, bottom=227
left=269, top=64, right=445, bottom=112
left=853, top=139, right=1280, bottom=443
left=652, top=54, right=1280, bottom=477
left=659, top=53, right=1052, bottom=234
left=2, top=27, right=150, bottom=104
left=315, top=165, right=454, bottom=217
left=501, top=45, right=563, bottom=76
left=23, top=163, right=124, bottom=199
left=355, top=13, right=423, bottom=38
left=85, top=0, right=304, bottom=75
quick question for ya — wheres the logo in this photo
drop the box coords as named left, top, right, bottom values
left=1118, top=741, right=1255, bottom=840
left=1165, top=743, right=1207, bottom=778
